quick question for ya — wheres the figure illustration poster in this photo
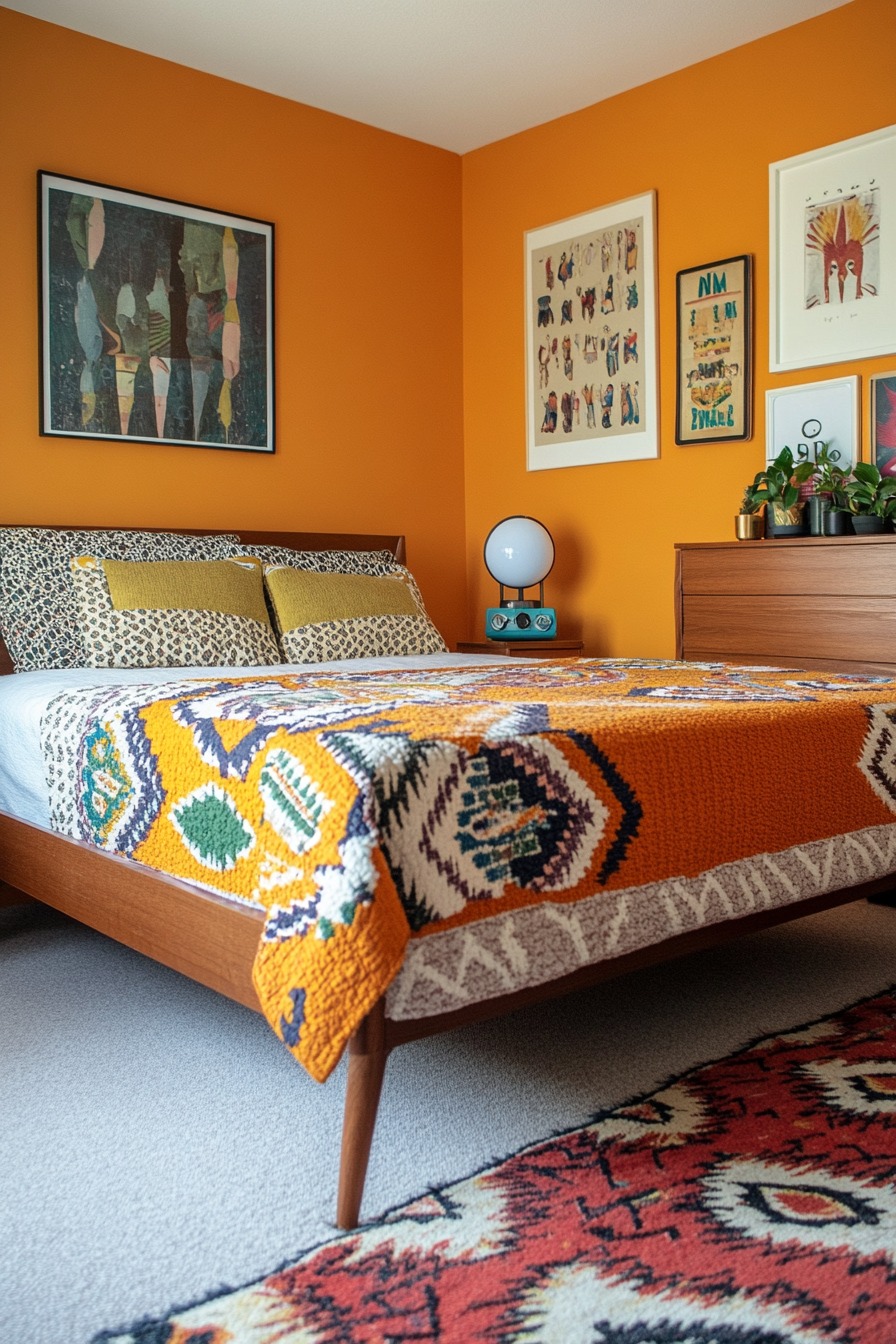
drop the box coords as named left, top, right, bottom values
left=526, top=192, right=658, bottom=470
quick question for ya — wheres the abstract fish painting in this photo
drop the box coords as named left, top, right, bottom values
left=40, top=173, right=274, bottom=452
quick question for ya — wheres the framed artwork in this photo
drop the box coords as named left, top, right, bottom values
left=765, top=375, right=860, bottom=473
left=39, top=171, right=275, bottom=451
left=869, top=371, right=896, bottom=476
left=675, top=254, right=752, bottom=445
left=526, top=190, right=658, bottom=471
left=769, top=123, right=896, bottom=373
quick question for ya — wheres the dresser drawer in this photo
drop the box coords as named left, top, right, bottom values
left=682, top=595, right=896, bottom=664
left=680, top=544, right=896, bottom=597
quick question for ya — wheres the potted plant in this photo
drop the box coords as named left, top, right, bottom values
left=842, top=462, right=896, bottom=534
left=735, top=486, right=763, bottom=541
left=749, top=447, right=816, bottom=537
left=808, top=443, right=851, bottom=535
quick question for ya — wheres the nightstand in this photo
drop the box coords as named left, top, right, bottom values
left=455, top=639, right=584, bottom=658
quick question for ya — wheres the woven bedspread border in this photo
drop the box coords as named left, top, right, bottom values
left=384, top=822, right=896, bottom=1020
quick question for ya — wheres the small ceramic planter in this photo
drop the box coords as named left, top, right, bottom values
left=852, top=514, right=886, bottom=534
left=823, top=510, right=854, bottom=536
left=807, top=495, right=831, bottom=536
left=735, top=513, right=764, bottom=540
left=766, top=501, right=807, bottom=538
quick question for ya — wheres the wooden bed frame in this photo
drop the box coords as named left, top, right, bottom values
left=2, top=525, right=895, bottom=1230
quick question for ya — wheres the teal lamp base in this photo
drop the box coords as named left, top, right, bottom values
left=485, top=607, right=556, bottom=639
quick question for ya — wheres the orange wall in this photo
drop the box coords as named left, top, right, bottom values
left=461, top=0, right=896, bottom=656
left=4, top=4, right=896, bottom=658
left=0, top=7, right=467, bottom=645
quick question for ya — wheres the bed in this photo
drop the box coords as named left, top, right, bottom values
left=3, top=524, right=896, bottom=1231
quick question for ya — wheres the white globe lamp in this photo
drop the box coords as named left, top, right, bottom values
left=483, top=516, right=556, bottom=640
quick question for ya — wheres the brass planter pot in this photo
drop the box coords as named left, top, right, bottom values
left=735, top=513, right=764, bottom=540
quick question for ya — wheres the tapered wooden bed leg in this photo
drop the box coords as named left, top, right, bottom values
left=337, top=998, right=389, bottom=1230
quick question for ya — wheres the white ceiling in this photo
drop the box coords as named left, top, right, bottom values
left=9, top=0, right=848, bottom=154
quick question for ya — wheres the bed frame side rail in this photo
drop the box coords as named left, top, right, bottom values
left=0, top=810, right=264, bottom=1012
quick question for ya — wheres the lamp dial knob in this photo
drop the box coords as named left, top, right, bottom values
left=490, top=612, right=509, bottom=630
left=515, top=612, right=532, bottom=629
left=534, top=613, right=552, bottom=631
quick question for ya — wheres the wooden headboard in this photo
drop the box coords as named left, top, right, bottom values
left=0, top=526, right=406, bottom=677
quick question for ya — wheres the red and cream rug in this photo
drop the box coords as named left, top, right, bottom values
left=101, top=989, right=896, bottom=1343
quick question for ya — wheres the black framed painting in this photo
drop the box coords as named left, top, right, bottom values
left=869, top=370, right=896, bottom=476
left=675, top=253, right=752, bottom=446
left=39, top=171, right=275, bottom=452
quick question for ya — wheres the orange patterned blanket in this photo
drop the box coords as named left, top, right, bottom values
left=41, top=659, right=896, bottom=1079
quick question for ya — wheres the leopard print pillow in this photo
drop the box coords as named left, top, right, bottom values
left=0, top=527, right=241, bottom=671
left=71, top=556, right=281, bottom=669
left=279, top=613, right=447, bottom=663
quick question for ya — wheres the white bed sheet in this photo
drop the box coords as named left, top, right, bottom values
left=0, top=653, right=520, bottom=829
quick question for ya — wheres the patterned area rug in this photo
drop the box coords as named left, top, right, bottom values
left=99, top=989, right=896, bottom=1344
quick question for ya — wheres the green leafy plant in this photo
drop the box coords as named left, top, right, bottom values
left=738, top=486, right=760, bottom=516
left=842, top=462, right=896, bottom=518
left=749, top=447, right=816, bottom=515
left=811, top=443, right=850, bottom=509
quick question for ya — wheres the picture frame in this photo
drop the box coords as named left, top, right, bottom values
left=525, top=191, right=658, bottom=471
left=765, top=375, right=860, bottom=473
left=39, top=171, right=275, bottom=452
left=769, top=123, right=896, bottom=373
left=675, top=254, right=752, bottom=446
left=868, top=371, right=896, bottom=476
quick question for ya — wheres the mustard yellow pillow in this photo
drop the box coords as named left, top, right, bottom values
left=101, top=556, right=272, bottom=625
left=71, top=556, right=281, bottom=668
left=264, top=566, right=446, bottom=662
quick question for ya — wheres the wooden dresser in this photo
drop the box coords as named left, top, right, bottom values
left=674, top=535, right=896, bottom=676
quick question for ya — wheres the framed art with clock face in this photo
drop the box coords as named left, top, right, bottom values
left=765, top=376, right=859, bottom=475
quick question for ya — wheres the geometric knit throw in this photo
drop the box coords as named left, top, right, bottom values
left=40, top=659, right=896, bottom=1081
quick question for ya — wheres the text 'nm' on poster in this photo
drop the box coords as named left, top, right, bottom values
left=675, top=254, right=752, bottom=446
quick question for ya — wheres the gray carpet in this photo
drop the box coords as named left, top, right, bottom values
left=2, top=896, right=895, bottom=1344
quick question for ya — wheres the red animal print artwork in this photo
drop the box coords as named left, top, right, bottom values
left=805, top=190, right=880, bottom=309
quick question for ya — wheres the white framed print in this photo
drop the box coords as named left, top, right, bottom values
left=526, top=191, right=658, bottom=471
left=766, top=376, right=860, bottom=473
left=769, top=123, right=896, bottom=373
